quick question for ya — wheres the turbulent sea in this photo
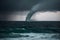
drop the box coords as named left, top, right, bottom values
left=0, top=21, right=60, bottom=40
left=0, top=33, right=60, bottom=40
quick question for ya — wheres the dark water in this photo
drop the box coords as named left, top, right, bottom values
left=0, top=21, right=60, bottom=40
left=0, top=21, right=60, bottom=33
left=0, top=33, right=60, bottom=40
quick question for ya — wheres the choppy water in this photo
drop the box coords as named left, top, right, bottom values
left=0, top=33, right=60, bottom=40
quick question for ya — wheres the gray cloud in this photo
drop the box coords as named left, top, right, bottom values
left=0, top=11, right=60, bottom=21
left=0, top=0, right=60, bottom=12
left=26, top=0, right=60, bottom=21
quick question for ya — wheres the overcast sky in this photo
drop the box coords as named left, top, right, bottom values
left=0, top=0, right=60, bottom=21
left=0, top=0, right=60, bottom=11
left=0, top=11, right=59, bottom=21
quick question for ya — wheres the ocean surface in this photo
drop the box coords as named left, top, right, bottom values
left=0, top=21, right=60, bottom=40
left=0, top=33, right=60, bottom=40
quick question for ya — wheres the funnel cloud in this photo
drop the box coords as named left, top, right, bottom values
left=26, top=0, right=60, bottom=21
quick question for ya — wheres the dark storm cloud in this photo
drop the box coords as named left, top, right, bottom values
left=26, top=0, right=60, bottom=21
left=0, top=0, right=41, bottom=11
left=0, top=0, right=60, bottom=11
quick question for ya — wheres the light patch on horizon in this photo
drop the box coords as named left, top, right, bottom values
left=32, top=11, right=60, bottom=21
left=7, top=11, right=28, bottom=21
left=8, top=15, right=26, bottom=21
left=8, top=11, right=60, bottom=21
